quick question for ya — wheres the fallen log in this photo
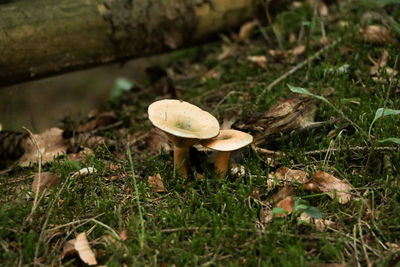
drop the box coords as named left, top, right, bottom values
left=0, top=0, right=257, bottom=87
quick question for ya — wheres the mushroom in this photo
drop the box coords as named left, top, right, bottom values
left=148, top=99, right=220, bottom=178
left=200, top=129, right=253, bottom=177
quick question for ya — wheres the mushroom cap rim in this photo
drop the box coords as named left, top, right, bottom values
left=148, top=99, right=220, bottom=140
left=200, top=129, right=253, bottom=151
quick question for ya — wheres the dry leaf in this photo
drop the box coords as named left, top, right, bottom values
left=218, top=44, right=237, bottom=61
left=275, top=167, right=308, bottom=183
left=360, top=25, right=397, bottom=44
left=19, top=128, right=68, bottom=167
left=305, top=171, right=352, bottom=204
left=31, top=172, right=60, bottom=193
left=289, top=45, right=306, bottom=57
left=268, top=49, right=285, bottom=60
left=297, top=212, right=335, bottom=232
left=247, top=55, right=267, bottom=69
left=275, top=196, right=294, bottom=217
left=61, top=233, right=97, bottom=265
left=314, top=218, right=335, bottom=232
left=72, top=167, right=97, bottom=178
left=238, top=20, right=258, bottom=42
left=201, top=69, right=221, bottom=82
left=297, top=212, right=312, bottom=223
left=289, top=33, right=297, bottom=43
left=272, top=186, right=294, bottom=203
left=148, top=173, right=167, bottom=192
left=76, top=111, right=118, bottom=132
left=369, top=49, right=398, bottom=83
left=0, top=123, right=2, bottom=132
left=119, top=229, right=128, bottom=241
left=130, top=128, right=171, bottom=155
left=259, top=205, right=274, bottom=224
left=68, top=147, right=94, bottom=161
left=231, top=164, right=246, bottom=177
left=61, top=239, right=77, bottom=259
left=386, top=242, right=400, bottom=252
left=318, top=2, right=329, bottom=17
left=75, top=232, right=97, bottom=266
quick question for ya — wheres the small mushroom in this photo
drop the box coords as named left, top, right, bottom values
left=201, top=129, right=253, bottom=177
left=148, top=99, right=220, bottom=178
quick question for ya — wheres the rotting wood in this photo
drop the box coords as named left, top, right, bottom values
left=0, top=0, right=256, bottom=87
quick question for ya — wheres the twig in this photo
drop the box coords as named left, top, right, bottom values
left=47, top=213, right=104, bottom=232
left=353, top=225, right=361, bottom=267
left=358, top=218, right=372, bottom=267
left=90, top=218, right=120, bottom=240
left=256, top=37, right=342, bottom=104
left=127, top=145, right=145, bottom=249
left=88, top=120, right=123, bottom=135
left=304, top=146, right=399, bottom=156
left=34, top=175, right=70, bottom=265
left=22, top=126, right=42, bottom=224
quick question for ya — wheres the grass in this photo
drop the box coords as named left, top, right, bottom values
left=1, top=0, right=400, bottom=266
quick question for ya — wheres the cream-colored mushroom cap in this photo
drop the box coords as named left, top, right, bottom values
left=148, top=99, right=220, bottom=139
left=201, top=129, right=253, bottom=151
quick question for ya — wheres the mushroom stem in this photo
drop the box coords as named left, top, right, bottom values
left=173, top=146, right=190, bottom=178
left=215, top=151, right=231, bottom=177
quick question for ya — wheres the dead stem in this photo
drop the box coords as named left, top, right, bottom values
left=256, top=37, right=343, bottom=105
left=22, top=126, right=42, bottom=224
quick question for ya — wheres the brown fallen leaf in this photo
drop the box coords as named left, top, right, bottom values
left=305, top=171, right=352, bottom=204
left=314, top=218, right=335, bottom=232
left=369, top=49, right=398, bottom=83
left=231, top=164, right=246, bottom=177
left=61, top=239, right=77, bottom=259
left=238, top=20, right=258, bottom=42
left=68, top=147, right=94, bottom=161
left=297, top=212, right=335, bottom=232
left=269, top=45, right=305, bottom=62
left=289, top=33, right=297, bottom=43
left=31, top=172, right=60, bottom=193
left=76, top=111, right=118, bottom=132
left=148, top=173, right=167, bottom=193
left=289, top=45, right=306, bottom=57
left=275, top=167, right=308, bottom=183
left=130, top=128, right=171, bottom=155
left=19, top=128, right=68, bottom=167
left=318, top=2, right=329, bottom=17
left=386, top=242, right=400, bottom=252
left=247, top=55, right=267, bottom=69
left=74, top=232, right=97, bottom=265
left=271, top=186, right=294, bottom=203
left=259, top=204, right=274, bottom=224
left=62, top=232, right=97, bottom=265
left=201, top=68, right=221, bottom=82
left=275, top=196, right=295, bottom=218
left=260, top=186, right=294, bottom=223
left=119, top=229, right=128, bottom=241
left=360, top=25, right=397, bottom=44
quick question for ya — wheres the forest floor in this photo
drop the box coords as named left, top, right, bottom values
left=1, top=1, right=400, bottom=266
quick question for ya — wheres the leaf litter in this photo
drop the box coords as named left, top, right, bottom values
left=31, top=172, right=60, bottom=193
left=62, top=232, right=97, bottom=266
left=19, top=127, right=68, bottom=167
left=148, top=173, right=168, bottom=193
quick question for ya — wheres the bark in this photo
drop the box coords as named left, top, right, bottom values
left=0, top=0, right=256, bottom=87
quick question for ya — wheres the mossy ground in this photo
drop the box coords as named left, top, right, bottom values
left=1, top=1, right=400, bottom=266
